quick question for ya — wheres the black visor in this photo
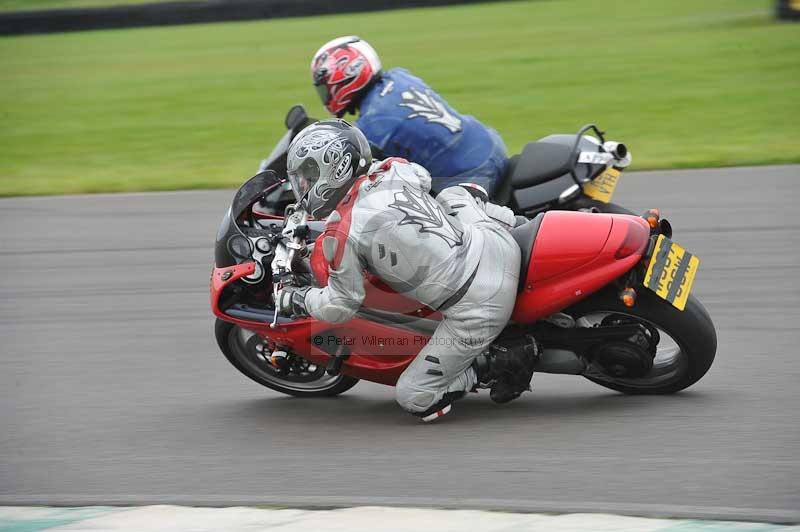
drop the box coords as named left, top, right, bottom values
left=314, top=83, right=330, bottom=106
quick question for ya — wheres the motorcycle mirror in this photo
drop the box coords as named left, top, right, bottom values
left=285, top=105, right=309, bottom=132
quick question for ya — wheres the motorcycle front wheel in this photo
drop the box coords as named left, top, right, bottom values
left=215, top=319, right=359, bottom=397
left=566, top=288, right=717, bottom=394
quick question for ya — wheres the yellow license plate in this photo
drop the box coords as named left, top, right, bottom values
left=643, top=235, right=700, bottom=311
left=583, top=168, right=621, bottom=203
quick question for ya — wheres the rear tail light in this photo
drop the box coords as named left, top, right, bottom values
left=615, top=219, right=649, bottom=259
left=644, top=208, right=660, bottom=230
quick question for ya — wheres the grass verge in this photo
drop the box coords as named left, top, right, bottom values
left=1, top=0, right=798, bottom=196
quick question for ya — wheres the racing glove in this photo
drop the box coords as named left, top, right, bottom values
left=275, top=285, right=312, bottom=318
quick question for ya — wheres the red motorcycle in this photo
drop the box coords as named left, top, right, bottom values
left=211, top=171, right=716, bottom=400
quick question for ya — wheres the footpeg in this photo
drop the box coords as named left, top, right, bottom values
left=325, top=345, right=350, bottom=376
left=326, top=355, right=345, bottom=376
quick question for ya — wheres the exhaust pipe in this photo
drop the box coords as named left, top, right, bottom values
left=603, top=141, right=632, bottom=168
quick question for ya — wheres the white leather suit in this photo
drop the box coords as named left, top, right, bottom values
left=300, top=158, right=521, bottom=415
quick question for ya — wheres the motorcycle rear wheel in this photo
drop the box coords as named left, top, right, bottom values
left=566, top=288, right=717, bottom=394
left=215, top=319, right=359, bottom=397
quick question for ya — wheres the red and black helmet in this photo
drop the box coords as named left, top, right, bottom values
left=311, top=36, right=382, bottom=117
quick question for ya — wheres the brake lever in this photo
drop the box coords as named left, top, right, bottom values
left=270, top=307, right=280, bottom=328
left=282, top=209, right=309, bottom=273
left=270, top=207, right=309, bottom=328
left=270, top=265, right=304, bottom=328
left=270, top=241, right=288, bottom=328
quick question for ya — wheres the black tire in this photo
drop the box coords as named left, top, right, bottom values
left=566, top=287, right=717, bottom=394
left=215, top=319, right=359, bottom=397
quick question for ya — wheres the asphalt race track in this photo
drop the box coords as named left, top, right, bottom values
left=1, top=166, right=798, bottom=523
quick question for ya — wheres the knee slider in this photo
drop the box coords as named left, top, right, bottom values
left=415, top=391, right=467, bottom=420
left=395, top=374, right=438, bottom=413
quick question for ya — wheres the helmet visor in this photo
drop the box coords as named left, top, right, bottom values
left=314, top=83, right=330, bottom=106
left=287, top=157, right=321, bottom=203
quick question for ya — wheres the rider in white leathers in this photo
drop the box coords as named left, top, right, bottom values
left=276, top=119, right=537, bottom=421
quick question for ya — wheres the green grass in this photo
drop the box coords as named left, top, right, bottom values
left=1, top=0, right=799, bottom=196
left=0, top=0, right=168, bottom=12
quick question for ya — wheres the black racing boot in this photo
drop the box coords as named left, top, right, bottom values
left=474, top=335, right=539, bottom=404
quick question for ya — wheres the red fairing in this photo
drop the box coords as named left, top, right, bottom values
left=210, top=262, right=256, bottom=318
left=270, top=317, right=431, bottom=385
left=512, top=212, right=650, bottom=322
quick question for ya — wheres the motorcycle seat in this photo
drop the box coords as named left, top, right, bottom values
left=493, top=154, right=517, bottom=206
left=508, top=213, right=544, bottom=291
left=510, top=140, right=577, bottom=189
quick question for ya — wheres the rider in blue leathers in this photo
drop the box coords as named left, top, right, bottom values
left=311, top=36, right=508, bottom=196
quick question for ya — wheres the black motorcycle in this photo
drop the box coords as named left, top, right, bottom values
left=256, top=105, right=635, bottom=217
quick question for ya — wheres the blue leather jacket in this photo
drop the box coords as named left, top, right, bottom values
left=355, top=68, right=508, bottom=195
